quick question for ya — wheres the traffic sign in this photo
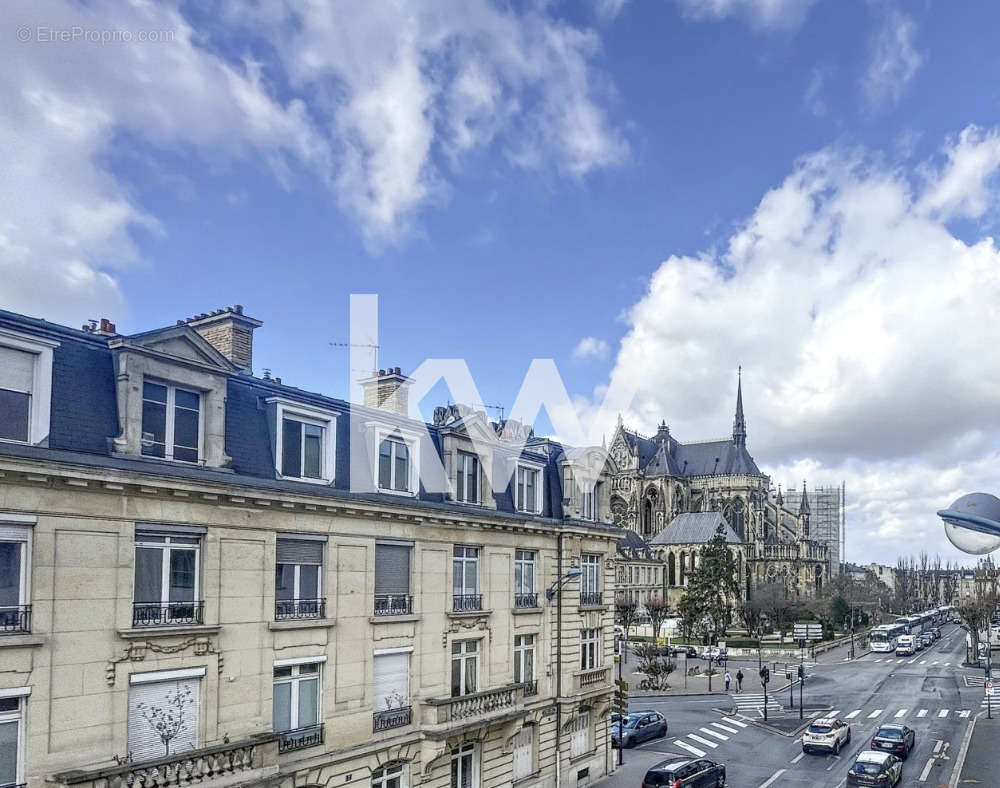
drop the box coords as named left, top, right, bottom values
left=986, top=680, right=995, bottom=696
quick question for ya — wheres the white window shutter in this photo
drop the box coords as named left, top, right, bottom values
left=0, top=348, right=34, bottom=394
left=512, top=726, right=533, bottom=780
left=128, top=679, right=200, bottom=763
left=373, top=653, right=410, bottom=711
left=569, top=712, right=591, bottom=758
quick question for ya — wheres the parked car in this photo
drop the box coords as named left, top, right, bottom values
left=700, top=646, right=727, bottom=662
left=847, top=751, right=903, bottom=787
left=642, top=758, right=726, bottom=787
left=802, top=717, right=852, bottom=755
left=670, top=645, right=698, bottom=658
left=919, top=632, right=934, bottom=648
left=870, top=724, right=915, bottom=759
left=932, top=627, right=942, bottom=639
left=612, top=710, right=668, bottom=748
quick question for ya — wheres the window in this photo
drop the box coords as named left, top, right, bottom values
left=452, top=546, right=480, bottom=610
left=580, top=486, right=596, bottom=521
left=373, top=650, right=411, bottom=731
left=141, top=381, right=201, bottom=463
left=0, top=694, right=26, bottom=788
left=514, top=634, right=535, bottom=692
left=450, top=742, right=479, bottom=788
left=514, top=550, right=536, bottom=607
left=581, top=553, right=601, bottom=605
left=569, top=712, right=592, bottom=758
left=451, top=640, right=478, bottom=697
left=128, top=672, right=202, bottom=763
left=133, top=530, right=202, bottom=627
left=275, top=537, right=325, bottom=619
left=378, top=437, right=411, bottom=492
left=580, top=629, right=600, bottom=670
left=273, top=661, right=322, bottom=750
left=515, top=466, right=540, bottom=513
left=455, top=452, right=479, bottom=504
left=512, top=726, right=534, bottom=781
left=375, top=542, right=412, bottom=615
left=0, top=525, right=30, bottom=634
left=373, top=762, right=408, bottom=788
left=0, top=331, right=56, bottom=445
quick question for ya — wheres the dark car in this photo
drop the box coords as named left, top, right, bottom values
left=642, top=758, right=726, bottom=787
left=870, top=724, right=915, bottom=759
left=670, top=645, right=698, bottom=658
left=846, top=750, right=902, bottom=786
left=611, top=710, right=668, bottom=748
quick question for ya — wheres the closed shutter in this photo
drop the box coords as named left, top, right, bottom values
left=375, top=544, right=410, bottom=595
left=512, top=726, right=533, bottom=780
left=128, top=678, right=200, bottom=763
left=276, top=538, right=324, bottom=564
left=0, top=348, right=34, bottom=394
left=373, top=653, right=410, bottom=711
left=569, top=712, right=590, bottom=758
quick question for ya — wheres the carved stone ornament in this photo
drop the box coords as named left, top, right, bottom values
left=105, top=637, right=223, bottom=686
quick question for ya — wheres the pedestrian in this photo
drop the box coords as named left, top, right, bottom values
left=736, top=668, right=744, bottom=693
left=724, top=670, right=732, bottom=692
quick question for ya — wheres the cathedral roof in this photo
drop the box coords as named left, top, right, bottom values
left=671, top=439, right=762, bottom=477
left=650, top=512, right=742, bottom=545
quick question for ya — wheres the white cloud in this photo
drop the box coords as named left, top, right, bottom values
left=804, top=67, right=828, bottom=117
left=593, top=0, right=629, bottom=23
left=585, top=125, right=1000, bottom=564
left=862, top=7, right=923, bottom=111
left=0, top=0, right=626, bottom=324
left=573, top=336, right=611, bottom=361
left=673, top=0, right=817, bottom=30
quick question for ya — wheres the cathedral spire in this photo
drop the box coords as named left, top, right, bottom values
left=732, top=366, right=747, bottom=447
left=799, top=480, right=810, bottom=515
left=776, top=483, right=784, bottom=506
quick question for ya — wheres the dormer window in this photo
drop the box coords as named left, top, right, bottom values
left=270, top=399, right=337, bottom=484
left=580, top=485, right=597, bottom=521
left=0, top=329, right=58, bottom=445
left=379, top=437, right=410, bottom=492
left=515, top=463, right=543, bottom=514
left=455, top=451, right=479, bottom=504
left=141, top=381, right=201, bottom=463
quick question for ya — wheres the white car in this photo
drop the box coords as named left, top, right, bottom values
left=700, top=646, right=727, bottom=662
left=802, top=717, right=852, bottom=755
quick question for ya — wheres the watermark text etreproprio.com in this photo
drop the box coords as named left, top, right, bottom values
left=16, top=25, right=176, bottom=44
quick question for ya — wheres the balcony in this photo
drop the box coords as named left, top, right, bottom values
left=575, top=665, right=611, bottom=691
left=519, top=679, right=538, bottom=697
left=374, top=594, right=413, bottom=617
left=277, top=723, right=324, bottom=753
left=0, top=605, right=31, bottom=634
left=132, top=601, right=204, bottom=628
left=51, top=733, right=279, bottom=788
left=452, top=594, right=483, bottom=613
left=275, top=598, right=326, bottom=621
left=579, top=591, right=603, bottom=607
left=373, top=705, right=412, bottom=732
left=514, top=593, right=538, bottom=609
left=422, top=684, right=526, bottom=739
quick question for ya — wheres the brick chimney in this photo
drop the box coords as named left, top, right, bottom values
left=358, top=367, right=413, bottom=416
left=185, top=305, right=263, bottom=372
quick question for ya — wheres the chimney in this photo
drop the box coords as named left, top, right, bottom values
left=185, top=305, right=263, bottom=372
left=358, top=367, right=413, bottom=416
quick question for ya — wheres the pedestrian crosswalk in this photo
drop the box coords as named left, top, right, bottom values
left=870, top=657, right=952, bottom=666
left=730, top=692, right=782, bottom=715
left=825, top=705, right=975, bottom=722
left=671, top=716, right=748, bottom=758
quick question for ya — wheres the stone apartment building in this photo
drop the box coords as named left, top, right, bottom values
left=0, top=306, right=620, bottom=788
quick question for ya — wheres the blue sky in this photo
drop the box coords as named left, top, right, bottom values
left=5, top=0, right=1000, bottom=564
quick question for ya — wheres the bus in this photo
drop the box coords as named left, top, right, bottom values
left=870, top=623, right=906, bottom=653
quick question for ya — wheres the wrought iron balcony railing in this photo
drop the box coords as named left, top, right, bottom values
left=131, top=601, right=204, bottom=628
left=277, top=723, right=324, bottom=753
left=579, top=591, right=603, bottom=607
left=373, top=594, right=413, bottom=616
left=373, top=705, right=412, bottom=732
left=274, top=598, right=326, bottom=620
left=0, top=605, right=31, bottom=634
left=519, top=679, right=538, bottom=697
left=452, top=594, right=483, bottom=612
left=514, top=593, right=538, bottom=609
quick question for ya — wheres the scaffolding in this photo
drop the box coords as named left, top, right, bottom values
left=781, top=483, right=844, bottom=577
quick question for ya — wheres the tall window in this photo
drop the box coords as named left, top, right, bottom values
left=375, top=542, right=412, bottom=615
left=569, top=712, right=592, bottom=758
left=273, top=662, right=321, bottom=746
left=452, top=546, right=480, bottom=610
left=0, top=696, right=24, bottom=788
left=455, top=452, right=479, bottom=504
left=0, top=348, right=33, bottom=443
left=281, top=417, right=325, bottom=480
left=128, top=675, right=200, bottom=763
left=378, top=437, right=410, bottom=492
left=515, top=466, right=539, bottom=513
left=580, top=629, right=600, bottom=670
left=141, top=381, right=201, bottom=463
left=514, top=550, right=535, bottom=607
left=373, top=651, right=411, bottom=731
left=450, top=742, right=479, bottom=788
left=275, top=538, right=324, bottom=619
left=0, top=526, right=30, bottom=633
left=514, top=634, right=535, bottom=689
left=512, top=726, right=534, bottom=781
left=580, top=486, right=596, bottom=521
left=451, top=640, right=478, bottom=697
left=581, top=553, right=601, bottom=605
left=373, top=762, right=408, bottom=788
left=133, top=531, right=201, bottom=626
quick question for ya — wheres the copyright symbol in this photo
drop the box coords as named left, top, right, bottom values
left=16, top=26, right=32, bottom=42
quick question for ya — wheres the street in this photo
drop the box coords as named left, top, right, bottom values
left=598, top=624, right=986, bottom=786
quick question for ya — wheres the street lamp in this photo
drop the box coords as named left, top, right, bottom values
left=938, top=493, right=1000, bottom=555
left=545, top=568, right=582, bottom=601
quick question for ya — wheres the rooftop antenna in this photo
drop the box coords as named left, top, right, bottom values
left=329, top=340, right=380, bottom=375
left=446, top=399, right=506, bottom=421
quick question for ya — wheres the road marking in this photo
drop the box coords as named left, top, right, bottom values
left=711, top=722, right=739, bottom=734
left=909, top=657, right=920, bottom=664
left=938, top=709, right=949, bottom=718
left=917, top=709, right=928, bottom=717
left=867, top=709, right=884, bottom=718
left=845, top=710, right=862, bottom=719
left=791, top=752, right=805, bottom=764
left=920, top=660, right=927, bottom=665
left=897, top=659, right=904, bottom=663
left=933, top=739, right=943, bottom=754
left=874, top=658, right=882, bottom=663
left=829, top=709, right=841, bottom=717
left=945, top=662, right=951, bottom=666
left=722, top=716, right=748, bottom=727
left=674, top=739, right=706, bottom=757
left=687, top=734, right=717, bottom=748
left=918, top=756, right=935, bottom=782
left=932, top=661, right=939, bottom=665
left=758, top=769, right=786, bottom=788
left=700, top=727, right=728, bottom=741
left=895, top=709, right=908, bottom=718
left=959, top=710, right=971, bottom=718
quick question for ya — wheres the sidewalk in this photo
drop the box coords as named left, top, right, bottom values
left=955, top=713, right=1000, bottom=786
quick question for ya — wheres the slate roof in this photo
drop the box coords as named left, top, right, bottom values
left=650, top=512, right=742, bottom=545
left=616, top=528, right=654, bottom=559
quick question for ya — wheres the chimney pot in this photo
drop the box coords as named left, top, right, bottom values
left=185, top=305, right=262, bottom=371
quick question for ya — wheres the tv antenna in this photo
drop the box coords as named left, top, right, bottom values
left=330, top=341, right=380, bottom=375
left=446, top=399, right=505, bottom=421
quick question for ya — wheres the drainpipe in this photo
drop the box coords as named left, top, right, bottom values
left=555, top=528, right=564, bottom=788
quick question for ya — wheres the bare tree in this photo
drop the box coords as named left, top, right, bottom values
left=615, top=595, right=640, bottom=663
left=137, top=682, right=195, bottom=757
left=646, top=595, right=672, bottom=643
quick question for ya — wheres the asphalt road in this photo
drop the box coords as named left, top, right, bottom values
left=598, top=623, right=987, bottom=787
